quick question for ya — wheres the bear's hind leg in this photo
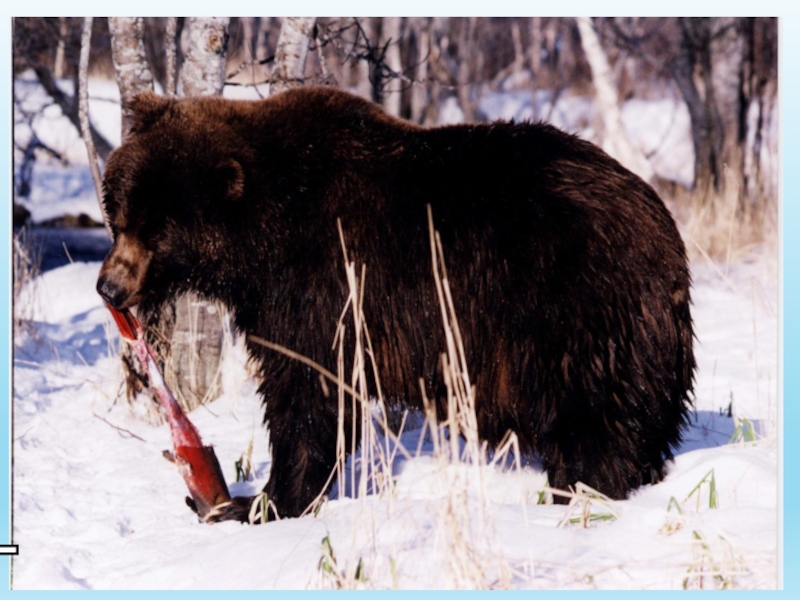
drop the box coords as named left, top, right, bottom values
left=538, top=419, right=667, bottom=504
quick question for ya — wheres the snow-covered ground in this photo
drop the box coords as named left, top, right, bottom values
left=11, top=252, right=778, bottom=590
left=11, top=75, right=779, bottom=589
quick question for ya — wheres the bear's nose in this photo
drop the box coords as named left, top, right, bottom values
left=96, top=275, right=125, bottom=308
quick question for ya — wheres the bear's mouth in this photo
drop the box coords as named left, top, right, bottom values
left=96, top=273, right=146, bottom=310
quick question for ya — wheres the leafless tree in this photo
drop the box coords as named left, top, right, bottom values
left=165, top=17, right=177, bottom=96
left=673, top=18, right=726, bottom=195
left=101, top=18, right=233, bottom=414
left=271, top=17, right=315, bottom=94
left=78, top=17, right=110, bottom=238
left=180, top=17, right=230, bottom=97
left=576, top=17, right=653, bottom=182
left=409, top=17, right=430, bottom=124
left=163, top=18, right=232, bottom=411
left=354, top=18, right=375, bottom=99
left=14, top=18, right=116, bottom=162
left=108, top=18, right=154, bottom=138
left=738, top=17, right=777, bottom=203
left=54, top=17, right=67, bottom=78
left=381, top=17, right=403, bottom=117
left=456, top=17, right=480, bottom=122
left=602, top=19, right=720, bottom=193
left=529, top=17, right=543, bottom=80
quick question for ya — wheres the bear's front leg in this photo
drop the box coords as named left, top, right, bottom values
left=207, top=362, right=352, bottom=524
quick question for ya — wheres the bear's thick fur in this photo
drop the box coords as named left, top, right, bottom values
left=97, top=86, right=695, bottom=522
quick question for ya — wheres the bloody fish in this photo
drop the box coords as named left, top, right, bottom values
left=106, top=304, right=231, bottom=519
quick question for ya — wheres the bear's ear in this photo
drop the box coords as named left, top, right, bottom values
left=126, top=91, right=171, bottom=135
left=217, top=158, right=245, bottom=202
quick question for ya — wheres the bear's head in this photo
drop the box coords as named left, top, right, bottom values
left=96, top=91, right=249, bottom=310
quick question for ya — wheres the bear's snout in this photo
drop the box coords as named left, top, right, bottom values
left=96, top=233, right=152, bottom=309
left=96, top=274, right=128, bottom=308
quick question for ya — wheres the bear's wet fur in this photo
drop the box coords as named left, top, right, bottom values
left=97, top=86, right=695, bottom=521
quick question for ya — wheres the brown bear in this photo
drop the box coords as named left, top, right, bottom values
left=97, top=86, right=695, bottom=522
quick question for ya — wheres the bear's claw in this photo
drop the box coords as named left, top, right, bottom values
left=203, top=495, right=261, bottom=524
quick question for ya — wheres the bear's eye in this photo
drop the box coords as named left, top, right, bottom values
left=136, top=217, right=170, bottom=249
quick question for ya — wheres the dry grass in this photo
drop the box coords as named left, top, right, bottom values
left=659, top=470, right=750, bottom=590
left=251, top=209, right=521, bottom=589
left=12, top=226, right=41, bottom=339
left=666, top=168, right=777, bottom=266
left=242, top=183, right=776, bottom=589
left=412, top=206, right=515, bottom=589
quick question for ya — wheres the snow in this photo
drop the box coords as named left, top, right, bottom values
left=11, top=252, right=778, bottom=590
left=14, top=73, right=121, bottom=224
left=18, top=261, right=107, bottom=323
left=11, top=77, right=778, bottom=590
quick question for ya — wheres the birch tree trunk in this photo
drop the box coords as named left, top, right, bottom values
left=456, top=18, right=478, bottom=123
left=740, top=17, right=777, bottom=204
left=671, top=17, right=726, bottom=195
left=179, top=17, right=229, bottom=97
left=381, top=17, right=403, bottom=117
left=160, top=17, right=232, bottom=411
left=165, top=17, right=178, bottom=97
left=410, top=17, right=430, bottom=124
left=111, top=18, right=232, bottom=414
left=422, top=17, right=449, bottom=126
left=78, top=17, right=109, bottom=237
left=240, top=17, right=255, bottom=61
left=575, top=17, right=653, bottom=183
left=54, top=17, right=67, bottom=78
left=511, top=21, right=525, bottom=76
left=108, top=18, right=154, bottom=138
left=530, top=17, right=542, bottom=79
left=271, top=17, right=315, bottom=94
left=106, top=19, right=161, bottom=417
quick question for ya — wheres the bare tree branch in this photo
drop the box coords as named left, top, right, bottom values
left=92, top=412, right=147, bottom=442
left=78, top=16, right=112, bottom=239
left=576, top=17, right=653, bottom=182
left=30, top=61, right=115, bottom=162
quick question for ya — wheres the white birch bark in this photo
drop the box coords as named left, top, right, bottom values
left=108, top=17, right=154, bottom=139
left=576, top=17, right=653, bottom=182
left=165, top=17, right=178, bottom=97
left=382, top=17, right=403, bottom=117
left=271, top=17, right=315, bottom=95
left=179, top=17, right=230, bottom=97
left=168, top=17, right=231, bottom=410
